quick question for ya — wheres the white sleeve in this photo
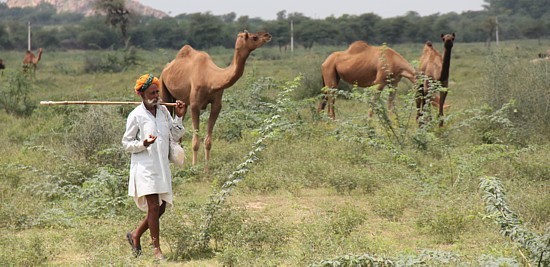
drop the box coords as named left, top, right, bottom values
left=121, top=113, right=147, bottom=153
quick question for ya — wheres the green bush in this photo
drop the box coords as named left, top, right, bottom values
left=0, top=70, right=36, bottom=117
left=416, top=204, right=472, bottom=244
left=328, top=206, right=366, bottom=237
left=371, top=185, right=414, bottom=222
left=82, top=47, right=140, bottom=73
left=65, top=106, right=125, bottom=160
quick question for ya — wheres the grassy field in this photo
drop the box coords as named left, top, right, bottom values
left=0, top=38, right=549, bottom=266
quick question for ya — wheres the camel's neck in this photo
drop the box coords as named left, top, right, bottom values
left=219, top=49, right=251, bottom=89
left=439, top=46, right=452, bottom=87
left=34, top=50, right=43, bottom=64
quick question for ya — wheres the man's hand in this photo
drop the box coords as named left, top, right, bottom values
left=143, top=134, right=157, bottom=147
left=174, top=100, right=187, bottom=118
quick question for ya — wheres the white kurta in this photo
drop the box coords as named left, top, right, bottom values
left=122, top=103, right=184, bottom=212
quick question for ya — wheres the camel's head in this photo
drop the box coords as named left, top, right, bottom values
left=441, top=33, right=455, bottom=49
left=236, top=31, right=272, bottom=51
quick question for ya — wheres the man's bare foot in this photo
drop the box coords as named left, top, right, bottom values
left=153, top=247, right=165, bottom=260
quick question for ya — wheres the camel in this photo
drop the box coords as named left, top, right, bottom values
left=0, top=59, right=5, bottom=70
left=317, top=41, right=444, bottom=120
left=531, top=49, right=550, bottom=63
left=22, top=48, right=43, bottom=74
left=159, top=31, right=272, bottom=170
left=418, top=33, right=455, bottom=127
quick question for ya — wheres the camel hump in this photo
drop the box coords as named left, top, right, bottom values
left=177, top=45, right=195, bottom=58
left=347, top=41, right=369, bottom=53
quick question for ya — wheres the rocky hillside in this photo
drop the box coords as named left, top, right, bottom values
left=5, top=0, right=168, bottom=18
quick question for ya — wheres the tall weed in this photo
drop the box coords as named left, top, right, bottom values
left=481, top=51, right=550, bottom=143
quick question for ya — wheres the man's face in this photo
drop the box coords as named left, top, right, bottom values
left=141, top=84, right=160, bottom=107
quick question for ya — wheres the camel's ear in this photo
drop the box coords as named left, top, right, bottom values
left=243, top=31, right=249, bottom=39
left=452, top=33, right=456, bottom=38
left=441, top=34, right=444, bottom=39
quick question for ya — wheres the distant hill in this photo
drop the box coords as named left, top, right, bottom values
left=5, top=0, right=168, bottom=18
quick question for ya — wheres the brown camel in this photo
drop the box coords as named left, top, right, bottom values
left=0, top=59, right=4, bottom=76
left=159, top=31, right=272, bottom=170
left=22, top=48, right=43, bottom=74
left=531, top=49, right=550, bottom=63
left=418, top=33, right=455, bottom=126
left=318, top=41, right=442, bottom=120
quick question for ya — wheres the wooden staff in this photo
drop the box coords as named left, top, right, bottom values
left=40, top=101, right=177, bottom=106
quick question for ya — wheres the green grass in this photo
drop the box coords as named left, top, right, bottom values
left=0, top=39, right=549, bottom=266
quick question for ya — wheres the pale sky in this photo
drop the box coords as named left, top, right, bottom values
left=138, top=0, right=486, bottom=19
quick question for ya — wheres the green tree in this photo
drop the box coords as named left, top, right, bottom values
left=187, top=12, right=225, bottom=49
left=94, top=0, right=132, bottom=44
left=79, top=17, right=119, bottom=49
left=263, top=19, right=290, bottom=51
left=33, top=28, right=60, bottom=49
left=0, top=22, right=12, bottom=49
left=237, top=15, right=250, bottom=31
left=147, top=17, right=186, bottom=49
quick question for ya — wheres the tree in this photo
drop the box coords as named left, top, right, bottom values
left=94, top=0, right=132, bottom=44
left=237, top=15, right=250, bottom=30
left=146, top=17, right=186, bottom=49
left=221, top=12, right=236, bottom=23
left=482, top=16, right=498, bottom=47
left=276, top=10, right=287, bottom=21
left=187, top=12, right=225, bottom=49
left=264, top=19, right=290, bottom=51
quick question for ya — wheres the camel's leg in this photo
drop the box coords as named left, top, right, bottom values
left=320, top=71, right=339, bottom=120
left=368, top=83, right=386, bottom=117
left=317, top=93, right=328, bottom=113
left=204, top=100, right=222, bottom=172
left=387, top=89, right=397, bottom=111
left=328, top=94, right=336, bottom=119
left=387, top=76, right=402, bottom=112
left=318, top=91, right=335, bottom=119
left=438, top=90, right=448, bottom=127
left=416, top=80, right=429, bottom=123
left=190, top=103, right=201, bottom=166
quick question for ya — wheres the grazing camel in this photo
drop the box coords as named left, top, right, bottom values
left=531, top=49, right=550, bottom=63
left=22, top=48, right=43, bottom=74
left=418, top=33, right=455, bottom=127
left=159, top=31, right=272, bottom=170
left=318, top=41, right=436, bottom=119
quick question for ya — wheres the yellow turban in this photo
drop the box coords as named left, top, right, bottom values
left=134, top=73, right=160, bottom=93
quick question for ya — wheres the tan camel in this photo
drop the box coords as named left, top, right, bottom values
left=159, top=31, right=272, bottom=170
left=0, top=59, right=4, bottom=76
left=318, top=41, right=443, bottom=120
left=418, top=33, right=455, bottom=126
left=22, top=48, right=43, bottom=74
left=531, top=49, right=550, bottom=63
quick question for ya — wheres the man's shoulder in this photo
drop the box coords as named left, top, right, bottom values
left=128, top=104, right=145, bottom=117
